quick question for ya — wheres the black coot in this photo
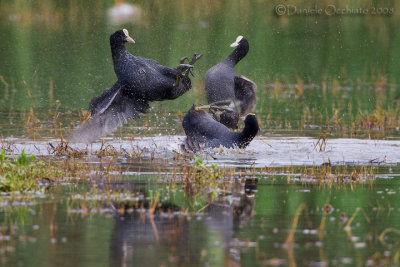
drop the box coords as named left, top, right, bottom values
left=182, top=105, right=259, bottom=152
left=70, top=29, right=202, bottom=143
left=205, top=36, right=257, bottom=129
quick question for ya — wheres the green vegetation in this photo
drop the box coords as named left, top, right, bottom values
left=260, top=79, right=400, bottom=138
left=0, top=149, right=62, bottom=192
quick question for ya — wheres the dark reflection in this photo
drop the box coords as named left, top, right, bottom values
left=235, top=178, right=257, bottom=224
left=110, top=212, right=192, bottom=266
left=108, top=178, right=257, bottom=265
left=203, top=178, right=256, bottom=263
left=107, top=180, right=198, bottom=266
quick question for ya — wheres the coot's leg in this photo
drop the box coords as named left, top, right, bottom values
left=183, top=54, right=203, bottom=77
left=173, top=64, right=193, bottom=87
left=179, top=56, right=189, bottom=64
left=176, top=64, right=193, bottom=73
left=177, top=54, right=203, bottom=78
left=168, top=76, right=192, bottom=99
left=194, top=100, right=234, bottom=111
left=179, top=54, right=202, bottom=65
left=208, top=100, right=235, bottom=107
left=189, top=53, right=203, bottom=65
left=194, top=104, right=210, bottom=111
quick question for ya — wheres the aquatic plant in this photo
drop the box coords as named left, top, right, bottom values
left=179, top=156, right=241, bottom=205
left=0, top=149, right=61, bottom=192
left=49, top=140, right=87, bottom=157
left=357, top=105, right=400, bottom=130
left=298, top=164, right=376, bottom=184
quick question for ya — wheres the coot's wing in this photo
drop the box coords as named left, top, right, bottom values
left=234, top=75, right=257, bottom=116
left=183, top=135, right=204, bottom=152
left=89, top=81, right=123, bottom=115
left=183, top=107, right=230, bottom=138
left=135, top=56, right=178, bottom=78
left=182, top=107, right=237, bottom=152
left=69, top=84, right=149, bottom=144
left=136, top=56, right=161, bottom=67
left=182, top=109, right=212, bottom=152
left=133, top=57, right=192, bottom=100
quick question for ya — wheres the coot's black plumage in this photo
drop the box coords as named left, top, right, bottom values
left=182, top=105, right=259, bottom=152
left=205, top=36, right=257, bottom=129
left=70, top=29, right=201, bottom=143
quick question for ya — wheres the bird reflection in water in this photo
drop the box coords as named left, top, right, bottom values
left=108, top=178, right=258, bottom=266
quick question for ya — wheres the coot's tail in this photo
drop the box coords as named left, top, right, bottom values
left=69, top=83, right=149, bottom=144
left=88, top=80, right=123, bottom=116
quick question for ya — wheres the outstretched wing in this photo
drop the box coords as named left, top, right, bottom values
left=234, top=75, right=257, bottom=116
left=89, top=81, right=122, bottom=115
left=182, top=107, right=232, bottom=152
left=69, top=83, right=149, bottom=143
left=183, top=135, right=206, bottom=152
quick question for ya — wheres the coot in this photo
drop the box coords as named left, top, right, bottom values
left=182, top=105, right=259, bottom=152
left=70, top=29, right=202, bottom=143
left=205, top=36, right=257, bottom=129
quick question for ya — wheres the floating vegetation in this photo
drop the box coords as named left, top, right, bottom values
left=182, top=157, right=236, bottom=197
left=260, top=164, right=377, bottom=184
left=93, top=141, right=119, bottom=157
left=299, top=165, right=376, bottom=184
left=0, top=149, right=62, bottom=192
left=48, top=140, right=87, bottom=157
left=67, top=188, right=185, bottom=218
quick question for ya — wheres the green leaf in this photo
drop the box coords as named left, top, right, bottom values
left=0, top=149, right=5, bottom=161
left=17, top=150, right=27, bottom=166
left=195, top=157, right=203, bottom=166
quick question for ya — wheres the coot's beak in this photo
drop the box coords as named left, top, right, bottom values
left=126, top=36, right=135, bottom=43
left=122, top=29, right=135, bottom=43
left=194, top=105, right=210, bottom=111
left=230, top=41, right=239, bottom=48
left=230, top=35, right=244, bottom=47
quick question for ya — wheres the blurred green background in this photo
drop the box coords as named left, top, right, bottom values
left=0, top=0, right=399, bottom=136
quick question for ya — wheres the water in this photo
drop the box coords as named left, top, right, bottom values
left=1, top=0, right=400, bottom=266
left=2, top=172, right=400, bottom=266
left=5, top=136, right=400, bottom=167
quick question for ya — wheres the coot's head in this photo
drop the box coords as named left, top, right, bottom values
left=182, top=105, right=208, bottom=135
left=239, top=113, right=259, bottom=148
left=110, top=29, right=135, bottom=46
left=184, top=105, right=204, bottom=124
left=244, top=114, right=259, bottom=134
left=230, top=35, right=249, bottom=62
